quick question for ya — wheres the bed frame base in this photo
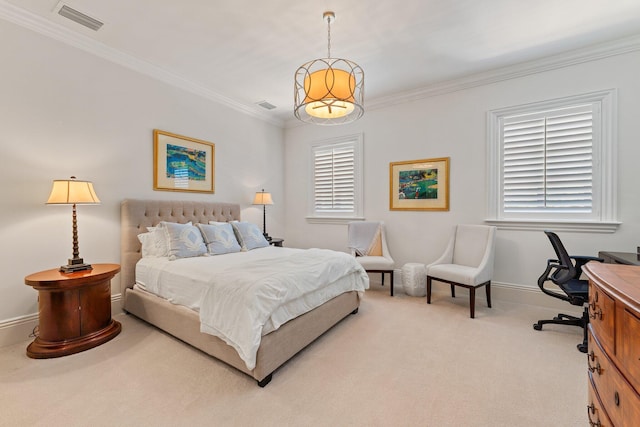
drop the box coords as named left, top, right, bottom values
left=120, top=199, right=362, bottom=386
left=123, top=287, right=359, bottom=385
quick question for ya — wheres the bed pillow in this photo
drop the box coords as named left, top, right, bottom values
left=160, top=221, right=207, bottom=260
left=138, top=226, right=169, bottom=258
left=196, top=223, right=242, bottom=255
left=230, top=221, right=269, bottom=251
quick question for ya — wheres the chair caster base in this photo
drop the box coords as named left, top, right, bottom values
left=533, top=323, right=543, bottom=331
left=577, top=343, right=588, bottom=353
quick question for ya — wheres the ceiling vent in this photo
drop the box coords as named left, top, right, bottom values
left=56, top=4, right=103, bottom=31
left=256, top=101, right=277, bottom=110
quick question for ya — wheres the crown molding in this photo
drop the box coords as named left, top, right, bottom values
left=284, top=33, right=640, bottom=129
left=0, top=1, right=284, bottom=128
left=366, top=34, right=640, bottom=111
left=4, top=1, right=639, bottom=131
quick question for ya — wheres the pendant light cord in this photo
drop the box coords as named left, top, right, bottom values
left=327, top=14, right=331, bottom=58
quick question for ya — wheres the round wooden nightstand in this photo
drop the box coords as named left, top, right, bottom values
left=24, top=263, right=121, bottom=359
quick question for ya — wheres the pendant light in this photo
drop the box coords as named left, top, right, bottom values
left=294, top=11, right=364, bottom=125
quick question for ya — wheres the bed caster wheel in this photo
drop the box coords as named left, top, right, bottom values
left=533, top=323, right=542, bottom=331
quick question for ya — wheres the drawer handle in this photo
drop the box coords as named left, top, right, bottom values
left=589, top=307, right=602, bottom=320
left=587, top=356, right=602, bottom=375
left=587, top=403, right=602, bottom=427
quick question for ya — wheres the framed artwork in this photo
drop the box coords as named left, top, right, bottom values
left=389, top=157, right=449, bottom=211
left=153, top=129, right=215, bottom=193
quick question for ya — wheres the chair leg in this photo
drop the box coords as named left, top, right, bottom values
left=451, top=284, right=456, bottom=298
left=381, top=272, right=385, bottom=287
left=390, top=271, right=394, bottom=297
left=426, top=276, right=432, bottom=304
left=486, top=282, right=492, bottom=308
left=578, top=308, right=589, bottom=353
left=469, top=287, right=476, bottom=318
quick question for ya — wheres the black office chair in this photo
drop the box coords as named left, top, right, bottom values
left=532, top=231, right=603, bottom=353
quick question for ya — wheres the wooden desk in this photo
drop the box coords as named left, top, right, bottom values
left=24, top=263, right=121, bottom=358
left=598, top=251, right=640, bottom=266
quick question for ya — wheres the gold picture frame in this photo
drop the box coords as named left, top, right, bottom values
left=153, top=129, right=215, bottom=193
left=390, top=157, right=450, bottom=211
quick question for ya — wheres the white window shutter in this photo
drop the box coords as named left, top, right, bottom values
left=313, top=143, right=356, bottom=213
left=309, top=134, right=363, bottom=221
left=502, top=105, right=593, bottom=214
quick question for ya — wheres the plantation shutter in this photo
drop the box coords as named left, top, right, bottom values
left=502, top=104, right=594, bottom=214
left=313, top=142, right=355, bottom=213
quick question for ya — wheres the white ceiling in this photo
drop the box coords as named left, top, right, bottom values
left=6, top=0, right=640, bottom=126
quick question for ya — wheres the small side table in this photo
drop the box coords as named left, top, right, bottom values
left=269, top=238, right=284, bottom=247
left=24, top=263, right=121, bottom=359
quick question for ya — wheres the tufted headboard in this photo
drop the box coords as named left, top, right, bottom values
left=120, top=199, right=241, bottom=295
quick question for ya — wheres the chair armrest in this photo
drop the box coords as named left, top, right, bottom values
left=547, top=258, right=568, bottom=270
left=571, top=255, right=604, bottom=263
left=537, top=262, right=571, bottom=303
left=426, top=233, right=455, bottom=269
left=571, top=255, right=604, bottom=276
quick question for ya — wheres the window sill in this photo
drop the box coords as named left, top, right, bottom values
left=306, top=216, right=365, bottom=225
left=485, top=219, right=621, bottom=233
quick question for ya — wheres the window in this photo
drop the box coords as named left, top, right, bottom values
left=308, top=134, right=363, bottom=222
left=487, top=90, right=618, bottom=232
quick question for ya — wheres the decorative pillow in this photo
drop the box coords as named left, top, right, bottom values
left=196, top=223, right=242, bottom=255
left=137, top=226, right=169, bottom=258
left=230, top=221, right=269, bottom=251
left=160, top=221, right=207, bottom=260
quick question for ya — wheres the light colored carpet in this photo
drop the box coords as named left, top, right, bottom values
left=0, top=288, right=587, bottom=426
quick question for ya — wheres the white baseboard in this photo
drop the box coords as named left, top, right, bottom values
left=0, top=294, right=123, bottom=349
left=383, top=269, right=582, bottom=315
left=2, top=276, right=580, bottom=349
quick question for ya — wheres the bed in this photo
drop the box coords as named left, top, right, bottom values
left=120, top=199, right=367, bottom=386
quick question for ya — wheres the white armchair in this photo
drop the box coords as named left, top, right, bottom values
left=348, top=221, right=395, bottom=296
left=426, top=224, right=496, bottom=318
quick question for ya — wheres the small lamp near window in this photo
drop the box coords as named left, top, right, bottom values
left=252, top=189, right=274, bottom=241
left=46, top=176, right=100, bottom=273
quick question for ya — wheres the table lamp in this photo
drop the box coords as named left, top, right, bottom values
left=47, top=176, right=100, bottom=272
left=252, top=189, right=274, bottom=241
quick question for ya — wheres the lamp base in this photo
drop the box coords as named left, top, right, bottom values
left=60, top=257, right=93, bottom=273
left=263, top=233, right=272, bottom=242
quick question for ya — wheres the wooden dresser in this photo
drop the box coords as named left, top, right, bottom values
left=583, top=262, right=640, bottom=426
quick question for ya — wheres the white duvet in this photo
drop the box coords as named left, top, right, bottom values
left=136, top=247, right=369, bottom=370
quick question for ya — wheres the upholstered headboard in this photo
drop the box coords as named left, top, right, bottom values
left=120, top=199, right=241, bottom=294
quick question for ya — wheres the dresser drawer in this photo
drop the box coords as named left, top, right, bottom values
left=589, top=281, right=616, bottom=355
left=589, top=376, right=613, bottom=427
left=588, top=330, right=640, bottom=426
left=618, top=307, right=640, bottom=394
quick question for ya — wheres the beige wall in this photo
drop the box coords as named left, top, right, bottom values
left=283, top=49, right=640, bottom=291
left=0, top=19, right=284, bottom=342
left=2, top=12, right=639, bottom=347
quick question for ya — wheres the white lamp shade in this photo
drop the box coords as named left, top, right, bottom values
left=303, top=68, right=356, bottom=119
left=253, top=191, right=273, bottom=205
left=47, top=179, right=100, bottom=204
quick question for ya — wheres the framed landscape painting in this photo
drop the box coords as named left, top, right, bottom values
left=389, top=157, right=449, bottom=211
left=153, top=129, right=215, bottom=193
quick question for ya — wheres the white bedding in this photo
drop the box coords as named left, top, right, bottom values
left=136, top=246, right=369, bottom=370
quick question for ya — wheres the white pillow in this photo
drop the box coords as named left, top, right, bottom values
left=160, top=221, right=207, bottom=260
left=196, top=223, right=242, bottom=255
left=230, top=221, right=269, bottom=251
left=137, top=226, right=169, bottom=258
